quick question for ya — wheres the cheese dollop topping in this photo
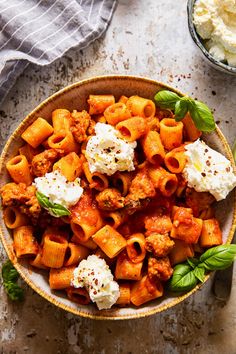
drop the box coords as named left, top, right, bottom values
left=183, top=139, right=236, bottom=201
left=85, top=123, right=137, bottom=176
left=71, top=255, right=120, bottom=310
left=34, top=170, right=83, bottom=208
left=193, top=0, right=236, bottom=66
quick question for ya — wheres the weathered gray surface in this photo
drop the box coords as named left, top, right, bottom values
left=0, top=1, right=236, bottom=353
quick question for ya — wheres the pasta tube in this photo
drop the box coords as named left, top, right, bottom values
left=13, top=226, right=39, bottom=258
left=164, top=146, right=187, bottom=173
left=116, top=283, right=131, bottom=306
left=21, top=117, right=54, bottom=148
left=160, top=118, right=183, bottom=150
left=41, top=234, right=68, bottom=268
left=83, top=162, right=109, bottom=191
left=92, top=225, right=126, bottom=258
left=126, top=96, right=156, bottom=118
left=116, top=116, right=148, bottom=142
left=169, top=239, right=194, bottom=265
left=3, top=206, right=29, bottom=229
left=52, top=109, right=71, bottom=133
left=141, top=131, right=165, bottom=165
left=104, top=102, right=131, bottom=125
left=126, top=233, right=146, bottom=263
left=148, top=166, right=178, bottom=197
left=130, top=275, right=163, bottom=306
left=66, top=287, right=91, bottom=305
left=6, top=155, right=32, bottom=185
left=48, top=131, right=79, bottom=154
left=53, top=152, right=84, bottom=181
left=88, top=95, right=115, bottom=115
left=112, top=172, right=132, bottom=196
left=49, top=266, right=76, bottom=289
left=115, top=251, right=143, bottom=280
left=182, top=113, right=202, bottom=141
left=199, top=219, right=222, bottom=248
left=64, top=243, right=90, bottom=267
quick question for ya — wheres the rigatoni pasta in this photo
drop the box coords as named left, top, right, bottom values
left=0, top=90, right=231, bottom=312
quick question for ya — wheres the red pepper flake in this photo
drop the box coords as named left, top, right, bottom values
left=91, top=272, right=95, bottom=276
left=93, top=291, right=97, bottom=295
left=226, top=167, right=230, bottom=172
left=206, top=160, right=211, bottom=166
left=95, top=279, right=98, bottom=286
left=205, top=149, right=208, bottom=153
left=201, top=172, right=206, bottom=177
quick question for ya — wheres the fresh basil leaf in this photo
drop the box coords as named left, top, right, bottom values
left=36, top=191, right=70, bottom=217
left=193, top=266, right=205, bottom=283
left=36, top=191, right=54, bottom=209
left=5, top=282, right=24, bottom=301
left=154, top=90, right=180, bottom=110
left=169, top=263, right=198, bottom=292
left=187, top=257, right=199, bottom=269
left=48, top=203, right=71, bottom=218
left=2, top=260, right=24, bottom=301
left=188, top=100, right=215, bottom=132
left=174, top=98, right=189, bottom=121
left=2, top=260, right=19, bottom=283
left=199, top=244, right=236, bottom=271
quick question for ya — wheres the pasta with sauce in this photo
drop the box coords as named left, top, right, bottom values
left=1, top=92, right=233, bottom=311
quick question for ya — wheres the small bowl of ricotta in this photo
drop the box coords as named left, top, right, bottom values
left=187, top=0, right=236, bottom=75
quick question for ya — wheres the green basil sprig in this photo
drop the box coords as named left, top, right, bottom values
left=154, top=90, right=215, bottom=132
left=169, top=244, right=236, bottom=292
left=2, top=260, right=24, bottom=301
left=36, top=191, right=71, bottom=218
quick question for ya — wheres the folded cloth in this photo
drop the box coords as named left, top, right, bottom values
left=0, top=0, right=117, bottom=105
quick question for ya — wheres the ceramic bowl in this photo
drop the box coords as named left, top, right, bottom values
left=187, top=0, right=236, bottom=75
left=0, top=75, right=236, bottom=320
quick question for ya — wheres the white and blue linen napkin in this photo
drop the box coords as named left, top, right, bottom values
left=0, top=0, right=117, bottom=104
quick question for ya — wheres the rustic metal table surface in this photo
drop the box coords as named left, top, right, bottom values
left=1, top=1, right=236, bottom=353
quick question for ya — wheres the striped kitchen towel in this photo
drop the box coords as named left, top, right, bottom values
left=0, top=0, right=117, bottom=105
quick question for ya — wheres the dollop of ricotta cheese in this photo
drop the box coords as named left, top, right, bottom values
left=183, top=139, right=236, bottom=201
left=85, top=123, right=137, bottom=176
left=34, top=170, right=83, bottom=209
left=71, top=255, right=120, bottom=310
left=193, top=0, right=236, bottom=66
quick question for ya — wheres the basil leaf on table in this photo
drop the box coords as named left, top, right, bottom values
left=36, top=191, right=71, bottom=218
left=174, top=98, right=189, bottom=121
left=2, top=260, right=24, bottom=301
left=188, top=100, right=215, bottom=132
left=154, top=90, right=180, bottom=110
left=199, top=244, right=236, bottom=271
left=169, top=264, right=198, bottom=292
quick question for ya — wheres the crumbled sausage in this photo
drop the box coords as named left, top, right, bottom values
left=145, top=233, right=174, bottom=257
left=70, top=110, right=95, bottom=143
left=0, top=183, right=41, bottom=221
left=31, top=149, right=59, bottom=177
left=96, top=188, right=124, bottom=210
left=148, top=256, right=173, bottom=281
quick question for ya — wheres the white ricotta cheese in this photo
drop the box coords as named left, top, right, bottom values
left=85, top=123, right=137, bottom=176
left=34, top=170, right=83, bottom=210
left=183, top=139, right=236, bottom=201
left=193, top=0, right=236, bottom=66
left=71, top=255, right=120, bottom=310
